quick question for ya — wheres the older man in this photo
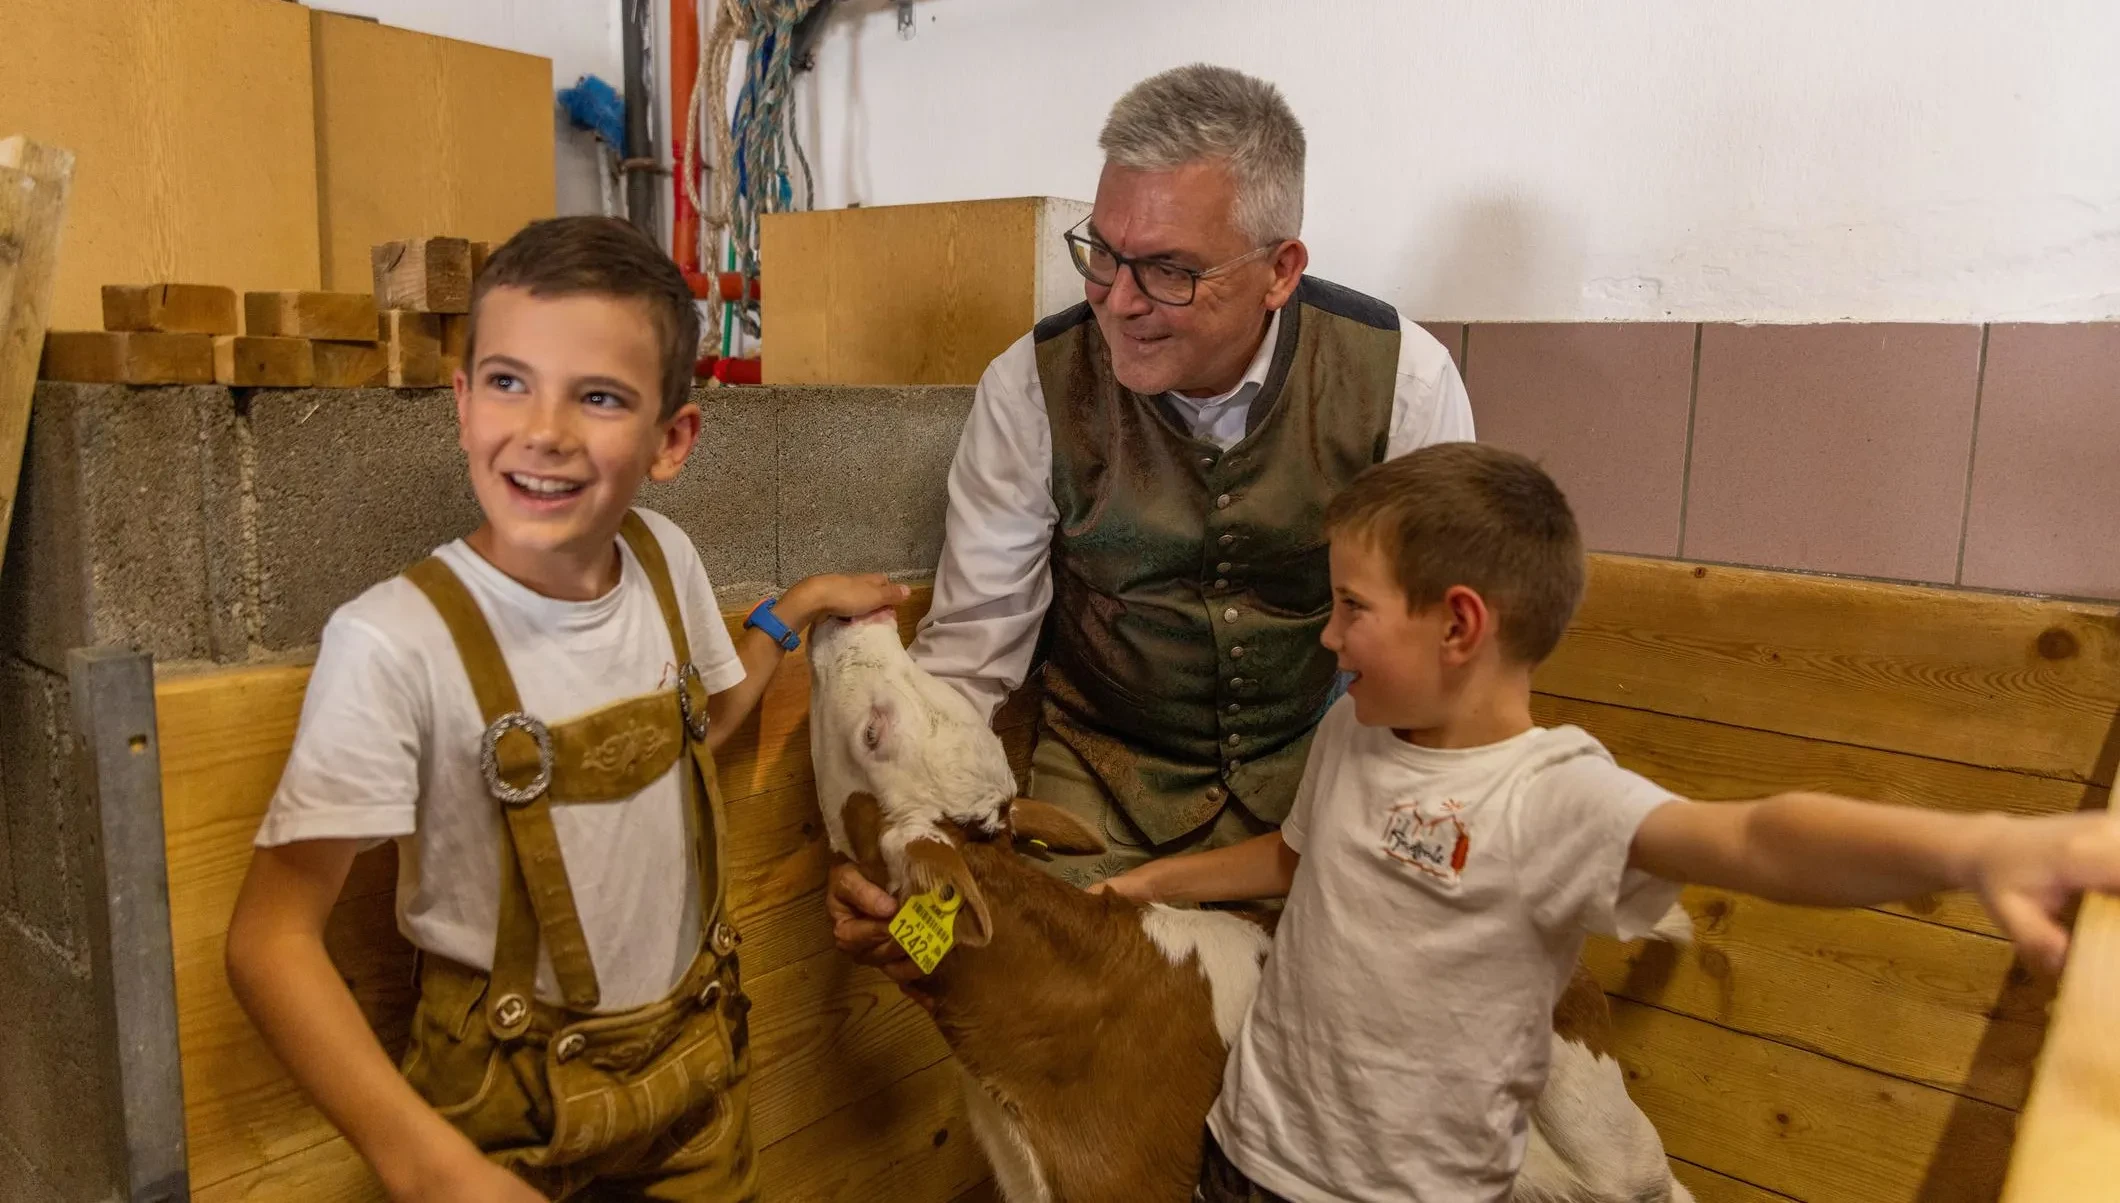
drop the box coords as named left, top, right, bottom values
left=829, top=64, right=1472, bottom=966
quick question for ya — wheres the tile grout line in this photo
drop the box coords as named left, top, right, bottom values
left=1954, top=324, right=1992, bottom=587
left=1675, top=323, right=1705, bottom=558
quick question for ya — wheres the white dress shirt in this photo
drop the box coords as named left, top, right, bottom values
left=907, top=306, right=1476, bottom=720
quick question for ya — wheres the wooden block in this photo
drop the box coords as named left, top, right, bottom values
left=440, top=314, right=469, bottom=368
left=378, top=310, right=445, bottom=387
left=41, top=331, right=215, bottom=384
left=101, top=284, right=239, bottom=335
left=243, top=290, right=378, bottom=340
left=370, top=238, right=473, bottom=313
left=1, top=138, right=76, bottom=587
left=213, top=335, right=314, bottom=387
left=311, top=340, right=387, bottom=388
left=471, top=240, right=493, bottom=280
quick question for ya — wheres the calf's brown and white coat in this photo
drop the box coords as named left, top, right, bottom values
left=808, top=611, right=1693, bottom=1203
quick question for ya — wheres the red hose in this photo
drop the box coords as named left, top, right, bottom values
left=671, top=0, right=700, bottom=272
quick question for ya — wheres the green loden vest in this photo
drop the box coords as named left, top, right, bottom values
left=1034, top=276, right=1399, bottom=845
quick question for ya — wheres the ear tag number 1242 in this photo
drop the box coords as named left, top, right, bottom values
left=889, top=885, right=962, bottom=975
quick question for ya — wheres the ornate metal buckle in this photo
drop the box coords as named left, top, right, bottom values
left=480, top=712, right=554, bottom=805
left=675, top=662, right=711, bottom=743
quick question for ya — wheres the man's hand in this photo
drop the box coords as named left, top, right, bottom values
left=1971, top=812, right=2120, bottom=977
left=781, top=573, right=912, bottom=629
left=826, top=861, right=924, bottom=984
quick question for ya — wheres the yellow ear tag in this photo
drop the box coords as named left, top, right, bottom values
left=889, top=885, right=963, bottom=975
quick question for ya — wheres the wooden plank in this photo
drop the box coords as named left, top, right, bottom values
left=378, top=310, right=443, bottom=387
left=214, top=335, right=315, bottom=387
left=761, top=198, right=1064, bottom=386
left=243, top=290, right=377, bottom=341
left=1536, top=693, right=2094, bottom=937
left=0, top=0, right=321, bottom=330
left=1583, top=887, right=2050, bottom=1109
left=102, top=283, right=238, bottom=334
left=440, top=314, right=468, bottom=370
left=746, top=948, right=952, bottom=1147
left=40, top=330, right=214, bottom=385
left=311, top=340, right=386, bottom=389
left=2001, top=883, right=2120, bottom=1202
left=0, top=137, right=72, bottom=589
left=370, top=238, right=473, bottom=315
left=311, top=13, right=551, bottom=294
left=756, top=1059, right=990, bottom=1203
left=1537, top=555, right=2120, bottom=785
left=190, top=1136, right=382, bottom=1203
left=1671, top=1158, right=1800, bottom=1203
left=1609, top=1000, right=2017, bottom=1203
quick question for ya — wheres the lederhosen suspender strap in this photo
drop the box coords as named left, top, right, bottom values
left=404, top=511, right=725, bottom=1030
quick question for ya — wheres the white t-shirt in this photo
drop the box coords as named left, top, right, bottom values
left=1208, top=699, right=1682, bottom=1202
left=254, top=508, right=746, bottom=1012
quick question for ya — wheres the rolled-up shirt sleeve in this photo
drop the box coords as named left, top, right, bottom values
left=906, top=334, right=1058, bottom=722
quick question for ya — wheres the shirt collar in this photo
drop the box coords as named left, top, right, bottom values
left=1165, top=307, right=1283, bottom=409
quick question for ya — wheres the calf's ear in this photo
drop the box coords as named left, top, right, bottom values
left=1007, top=798, right=1106, bottom=855
left=905, top=838, right=994, bottom=948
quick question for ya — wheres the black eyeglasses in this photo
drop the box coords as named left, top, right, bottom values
left=1062, top=216, right=1277, bottom=307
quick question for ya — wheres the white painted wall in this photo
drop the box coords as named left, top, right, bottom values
left=311, top=0, right=624, bottom=217
left=785, top=0, right=2120, bottom=321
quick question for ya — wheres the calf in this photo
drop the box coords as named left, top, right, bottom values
left=807, top=610, right=1694, bottom=1203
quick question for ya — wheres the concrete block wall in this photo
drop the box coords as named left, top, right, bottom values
left=0, top=380, right=972, bottom=1201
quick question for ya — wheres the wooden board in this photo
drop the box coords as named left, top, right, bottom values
left=103, top=283, right=239, bottom=335
left=310, top=12, right=554, bottom=293
left=1536, top=693, right=2094, bottom=937
left=754, top=1060, right=991, bottom=1203
left=1610, top=1000, right=2017, bottom=1203
left=761, top=197, right=1089, bottom=386
left=1538, top=556, right=2120, bottom=785
left=40, top=330, right=215, bottom=386
left=1672, top=1159, right=1801, bottom=1203
left=0, top=137, right=72, bottom=590
left=0, top=0, right=322, bottom=330
left=2001, top=883, right=2120, bottom=1202
left=1582, top=887, right=2049, bottom=1109
left=155, top=586, right=1033, bottom=1199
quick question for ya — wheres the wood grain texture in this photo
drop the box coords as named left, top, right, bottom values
left=754, top=1059, right=991, bottom=1203
left=1538, top=556, right=2120, bottom=784
left=1671, top=1159, right=1801, bottom=1203
left=1611, top=1000, right=2017, bottom=1203
left=1582, top=888, right=2050, bottom=1109
left=2001, top=883, right=2120, bottom=1202
left=0, top=138, right=72, bottom=588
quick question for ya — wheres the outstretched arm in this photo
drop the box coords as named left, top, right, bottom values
left=1093, top=832, right=1300, bottom=905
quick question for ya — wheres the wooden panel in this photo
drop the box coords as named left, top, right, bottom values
left=2002, top=887, right=2120, bottom=1202
left=747, top=949, right=951, bottom=1147
left=1583, top=887, right=2049, bottom=1109
left=310, top=12, right=555, bottom=292
left=0, top=139, right=73, bottom=588
left=1672, top=1159, right=1800, bottom=1203
left=191, top=1136, right=380, bottom=1203
left=1536, top=693, right=2096, bottom=936
left=1538, top=556, right=2120, bottom=785
left=762, top=198, right=1047, bottom=386
left=755, top=1060, right=991, bottom=1202
left=1611, top=1000, right=2017, bottom=1203
left=0, top=0, right=322, bottom=330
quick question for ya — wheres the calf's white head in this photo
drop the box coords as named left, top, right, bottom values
left=806, top=609, right=1103, bottom=949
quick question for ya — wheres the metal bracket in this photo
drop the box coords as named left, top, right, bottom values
left=68, top=647, right=188, bottom=1203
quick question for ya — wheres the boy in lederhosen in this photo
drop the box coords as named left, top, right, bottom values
left=227, top=216, right=907, bottom=1200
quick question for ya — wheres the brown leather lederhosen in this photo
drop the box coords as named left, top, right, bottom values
left=396, top=512, right=759, bottom=1200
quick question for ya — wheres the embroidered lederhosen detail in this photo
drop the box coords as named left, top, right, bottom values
left=397, top=512, right=757, bottom=1197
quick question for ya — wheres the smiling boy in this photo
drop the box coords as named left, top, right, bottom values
left=226, top=216, right=904, bottom=1201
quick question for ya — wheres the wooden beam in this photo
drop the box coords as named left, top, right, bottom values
left=41, top=330, right=215, bottom=385
left=2001, top=822, right=2120, bottom=1201
left=378, top=310, right=444, bottom=387
left=0, top=135, right=74, bottom=588
left=103, top=284, right=239, bottom=335
left=370, top=238, right=473, bottom=314
left=243, top=291, right=378, bottom=341
left=213, top=336, right=315, bottom=387
left=311, top=340, right=386, bottom=388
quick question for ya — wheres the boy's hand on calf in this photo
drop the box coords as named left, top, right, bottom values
left=1971, top=811, right=2120, bottom=977
left=780, top=573, right=911, bottom=628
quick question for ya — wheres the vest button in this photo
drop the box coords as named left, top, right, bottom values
left=1230, top=677, right=1245, bottom=689
left=494, top=994, right=529, bottom=1030
left=1217, top=561, right=1233, bottom=573
left=1219, top=533, right=1237, bottom=548
left=1214, top=578, right=1229, bottom=589
left=1226, top=703, right=1240, bottom=714
left=1226, top=733, right=1241, bottom=746
left=555, top=1032, right=586, bottom=1063
left=1229, top=645, right=1245, bottom=659
left=1223, top=607, right=1240, bottom=623
left=1205, top=785, right=1226, bottom=803
left=1215, top=493, right=1232, bottom=509
left=1198, top=456, right=1214, bottom=470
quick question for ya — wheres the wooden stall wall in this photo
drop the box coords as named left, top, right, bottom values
left=1559, top=557, right=2118, bottom=1203
left=156, top=589, right=1022, bottom=1201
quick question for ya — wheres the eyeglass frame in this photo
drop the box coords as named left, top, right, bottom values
left=1061, top=216, right=1282, bottom=307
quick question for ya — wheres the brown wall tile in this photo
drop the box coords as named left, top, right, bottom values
left=1417, top=322, right=1466, bottom=372
left=1960, top=324, right=2120, bottom=600
left=1683, top=324, right=1981, bottom=582
left=1465, top=322, right=1695, bottom=557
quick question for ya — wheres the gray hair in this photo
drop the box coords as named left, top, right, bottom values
left=1097, top=64, right=1306, bottom=244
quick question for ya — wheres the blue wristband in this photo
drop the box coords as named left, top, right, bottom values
left=745, top=597, right=800, bottom=651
